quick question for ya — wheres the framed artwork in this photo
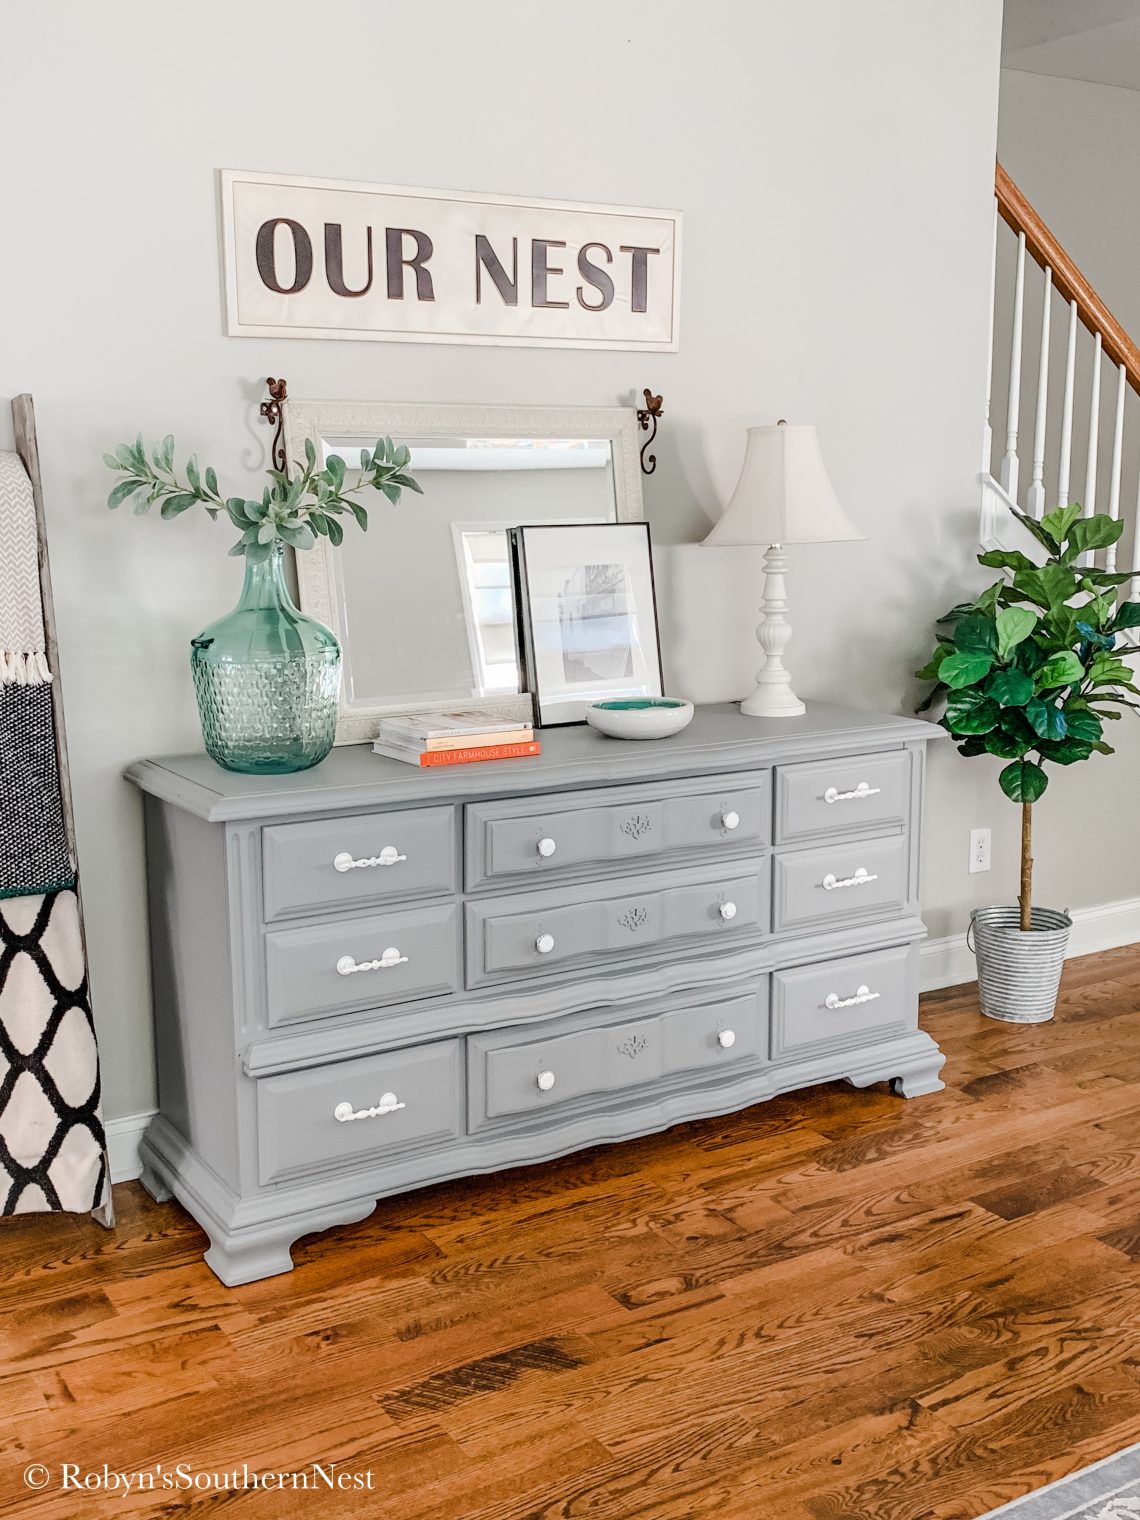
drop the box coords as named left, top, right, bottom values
left=509, top=523, right=664, bottom=726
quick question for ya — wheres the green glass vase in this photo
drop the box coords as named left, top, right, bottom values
left=190, top=547, right=340, bottom=774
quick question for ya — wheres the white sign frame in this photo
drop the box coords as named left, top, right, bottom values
left=219, top=169, right=681, bottom=352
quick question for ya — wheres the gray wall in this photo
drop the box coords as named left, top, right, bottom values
left=0, top=0, right=1004, bottom=1122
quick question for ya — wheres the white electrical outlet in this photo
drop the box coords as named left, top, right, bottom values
left=969, top=827, right=991, bottom=874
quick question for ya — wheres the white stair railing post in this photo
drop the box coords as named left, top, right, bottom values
left=1106, top=361, right=1126, bottom=574
left=1132, top=468, right=1140, bottom=606
left=1081, top=332, right=1102, bottom=565
left=1027, top=265, right=1052, bottom=519
left=1058, top=299, right=1078, bottom=509
left=983, top=200, right=997, bottom=474
left=1001, top=231, right=1026, bottom=502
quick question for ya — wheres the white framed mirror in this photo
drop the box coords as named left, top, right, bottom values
left=284, top=401, right=645, bottom=742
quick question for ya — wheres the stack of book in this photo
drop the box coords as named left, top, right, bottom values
left=373, top=710, right=540, bottom=768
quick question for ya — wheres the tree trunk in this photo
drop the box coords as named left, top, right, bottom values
left=1019, top=801, right=1033, bottom=931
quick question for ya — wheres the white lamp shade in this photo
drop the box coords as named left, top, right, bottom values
left=702, top=423, right=864, bottom=547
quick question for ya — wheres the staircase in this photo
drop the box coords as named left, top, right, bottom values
left=982, top=161, right=1140, bottom=611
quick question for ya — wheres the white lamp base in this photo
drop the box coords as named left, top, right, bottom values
left=740, top=543, right=806, bottom=719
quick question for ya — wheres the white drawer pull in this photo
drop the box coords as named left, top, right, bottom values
left=822, top=867, right=878, bottom=892
left=823, top=782, right=881, bottom=805
left=536, top=1069, right=556, bottom=1092
left=717, top=1029, right=736, bottom=1049
left=336, top=948, right=408, bottom=975
left=333, top=1091, right=405, bottom=1122
left=719, top=901, right=738, bottom=921
left=721, top=810, right=740, bottom=831
left=535, top=932, right=556, bottom=955
left=537, top=837, right=557, bottom=858
left=825, top=984, right=880, bottom=1010
left=333, top=846, right=406, bottom=872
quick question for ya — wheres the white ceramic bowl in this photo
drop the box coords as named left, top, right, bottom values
left=584, top=698, right=695, bottom=740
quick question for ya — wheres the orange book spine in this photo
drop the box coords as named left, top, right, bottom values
left=417, top=741, right=541, bottom=767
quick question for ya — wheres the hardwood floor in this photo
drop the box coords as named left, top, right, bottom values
left=3, top=949, right=1140, bottom=1519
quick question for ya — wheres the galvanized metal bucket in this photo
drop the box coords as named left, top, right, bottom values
left=967, top=905, right=1071, bottom=1024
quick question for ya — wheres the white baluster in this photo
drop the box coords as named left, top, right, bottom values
left=1107, top=362, right=1126, bottom=573
left=1001, top=232, right=1026, bottom=501
left=1081, top=333, right=1103, bottom=567
left=983, top=199, right=997, bottom=474
left=1132, top=469, right=1140, bottom=605
left=1027, top=265, right=1051, bottom=520
left=1057, top=300, right=1078, bottom=508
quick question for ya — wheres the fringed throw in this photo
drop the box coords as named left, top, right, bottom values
left=0, top=453, right=72, bottom=900
left=0, top=453, right=53, bottom=686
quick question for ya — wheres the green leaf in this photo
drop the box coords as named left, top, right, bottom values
left=204, top=465, right=219, bottom=497
left=995, top=606, right=1037, bottom=658
left=977, top=548, right=1037, bottom=573
left=957, top=736, right=988, bottom=757
left=915, top=644, right=954, bottom=682
left=943, top=688, right=1000, bottom=734
left=1035, top=650, right=1084, bottom=688
left=1087, top=651, right=1132, bottom=685
left=1040, top=503, right=1083, bottom=547
left=1062, top=706, right=1103, bottom=743
left=257, top=522, right=277, bottom=544
left=1110, top=601, right=1140, bottom=631
left=325, top=454, right=346, bottom=489
left=103, top=452, right=123, bottom=471
left=983, top=727, right=1030, bottom=759
left=915, top=683, right=947, bottom=715
left=953, top=614, right=998, bottom=653
left=1024, top=697, right=1067, bottom=740
left=225, top=497, right=251, bottom=527
left=938, top=651, right=993, bottom=689
left=1066, top=514, right=1125, bottom=561
left=158, top=493, right=196, bottom=519
left=1012, top=509, right=1060, bottom=555
left=326, top=516, right=344, bottom=547
left=985, top=668, right=1034, bottom=707
left=279, top=524, right=315, bottom=551
left=1037, top=737, right=1094, bottom=765
left=161, top=434, right=175, bottom=472
left=244, top=540, right=272, bottom=564
left=304, top=437, right=317, bottom=468
left=1012, top=563, right=1078, bottom=610
left=185, top=455, right=201, bottom=493
left=227, top=540, right=245, bottom=557
left=107, top=478, right=142, bottom=509
left=999, top=759, right=1049, bottom=804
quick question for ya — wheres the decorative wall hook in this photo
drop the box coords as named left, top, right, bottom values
left=636, top=389, right=664, bottom=475
left=259, top=377, right=289, bottom=475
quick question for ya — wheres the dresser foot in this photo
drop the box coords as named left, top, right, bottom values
left=891, top=1059, right=946, bottom=1099
left=138, top=1163, right=174, bottom=1205
left=203, top=1231, right=297, bottom=1287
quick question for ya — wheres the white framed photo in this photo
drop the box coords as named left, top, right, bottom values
left=510, top=523, right=664, bottom=726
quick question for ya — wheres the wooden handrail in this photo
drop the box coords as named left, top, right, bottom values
left=996, top=161, right=1140, bottom=393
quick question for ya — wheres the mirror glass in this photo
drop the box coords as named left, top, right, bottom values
left=320, top=433, right=618, bottom=709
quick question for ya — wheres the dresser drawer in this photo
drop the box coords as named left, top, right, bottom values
left=465, top=773, right=769, bottom=889
left=265, top=903, right=460, bottom=1027
left=771, top=947, right=914, bottom=1059
left=262, top=805, right=456, bottom=921
left=256, top=1038, right=461, bottom=1184
left=772, top=835, right=908, bottom=935
left=468, top=986, right=766, bottom=1131
left=774, top=751, right=910, bottom=845
left=465, top=863, right=766, bottom=988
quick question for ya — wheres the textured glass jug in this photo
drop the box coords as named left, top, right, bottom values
left=190, top=547, right=341, bottom=773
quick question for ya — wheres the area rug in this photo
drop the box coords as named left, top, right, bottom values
left=980, top=1443, right=1140, bottom=1518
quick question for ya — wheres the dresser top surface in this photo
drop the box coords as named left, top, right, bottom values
left=126, top=701, right=937, bottom=822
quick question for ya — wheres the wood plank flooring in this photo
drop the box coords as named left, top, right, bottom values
left=3, top=949, right=1140, bottom=1519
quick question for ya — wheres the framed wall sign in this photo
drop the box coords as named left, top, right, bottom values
left=510, top=523, right=664, bottom=726
left=219, top=170, right=681, bottom=351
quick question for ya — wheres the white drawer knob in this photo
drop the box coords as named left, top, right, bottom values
left=536, top=1069, right=556, bottom=1092
left=721, top=810, right=740, bottom=831
left=719, top=901, right=738, bottom=921
left=333, top=845, right=406, bottom=872
left=717, top=1029, right=736, bottom=1049
left=535, top=932, right=556, bottom=955
left=333, top=1091, right=405, bottom=1122
left=537, top=837, right=557, bottom=858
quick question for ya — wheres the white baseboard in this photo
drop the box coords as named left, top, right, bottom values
left=921, top=895, right=1140, bottom=993
left=104, top=1110, right=154, bottom=1183
left=103, top=896, right=1140, bottom=1183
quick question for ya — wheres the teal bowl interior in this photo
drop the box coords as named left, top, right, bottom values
left=590, top=699, right=685, bottom=711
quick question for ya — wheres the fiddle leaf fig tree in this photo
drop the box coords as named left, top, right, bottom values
left=104, top=433, right=422, bottom=562
left=916, top=505, right=1140, bottom=930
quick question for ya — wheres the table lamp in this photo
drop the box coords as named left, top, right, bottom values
left=702, top=421, right=864, bottom=718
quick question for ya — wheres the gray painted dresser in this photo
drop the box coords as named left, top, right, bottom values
left=127, top=702, right=945, bottom=1285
